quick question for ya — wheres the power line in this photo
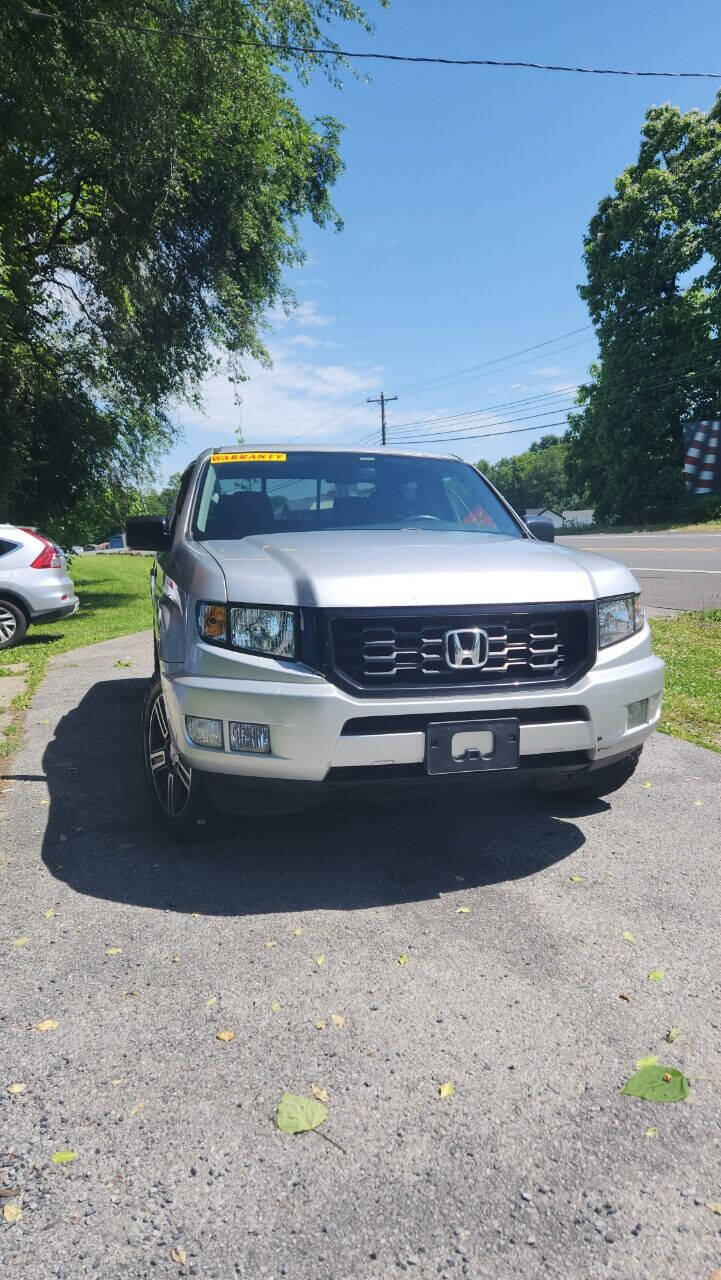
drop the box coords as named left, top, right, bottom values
left=25, top=11, right=721, bottom=79
left=393, top=326, right=593, bottom=397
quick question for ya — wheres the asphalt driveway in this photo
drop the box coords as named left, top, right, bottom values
left=1, top=632, right=720, bottom=1279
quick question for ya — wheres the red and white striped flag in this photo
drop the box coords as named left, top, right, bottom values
left=684, top=420, right=721, bottom=494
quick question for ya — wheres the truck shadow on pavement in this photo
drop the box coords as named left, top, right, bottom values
left=38, top=677, right=599, bottom=916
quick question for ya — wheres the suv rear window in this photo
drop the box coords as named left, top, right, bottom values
left=192, top=452, right=521, bottom=541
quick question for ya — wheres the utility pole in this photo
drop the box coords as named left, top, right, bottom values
left=366, top=391, right=398, bottom=446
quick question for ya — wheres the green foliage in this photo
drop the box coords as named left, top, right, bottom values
left=0, top=0, right=383, bottom=536
left=621, top=1064, right=690, bottom=1103
left=477, top=435, right=579, bottom=514
left=567, top=96, right=721, bottom=523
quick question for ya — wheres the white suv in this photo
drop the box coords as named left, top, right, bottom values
left=0, top=525, right=79, bottom=650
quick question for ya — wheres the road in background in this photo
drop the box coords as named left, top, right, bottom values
left=557, top=531, right=721, bottom=612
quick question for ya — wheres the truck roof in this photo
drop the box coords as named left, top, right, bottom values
left=209, top=445, right=460, bottom=461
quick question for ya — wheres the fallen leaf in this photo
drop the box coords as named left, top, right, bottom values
left=439, top=1082, right=455, bottom=1098
left=397, top=953, right=409, bottom=966
left=330, top=1013, right=345, bottom=1028
left=636, top=1055, right=659, bottom=1069
left=11, top=937, right=29, bottom=947
left=695, top=800, right=703, bottom=808
left=170, top=1247, right=188, bottom=1265
left=43, top=909, right=55, bottom=920
left=109, top=1078, right=126, bottom=1086
left=114, top=659, right=132, bottom=668
left=706, top=1203, right=721, bottom=1216
left=190, top=912, right=202, bottom=918
left=128, top=1102, right=145, bottom=1117
left=311, top=1084, right=329, bottom=1103
left=105, top=947, right=122, bottom=956
left=275, top=1092, right=327, bottom=1134
left=645, top=1126, right=658, bottom=1138
left=621, top=1064, right=690, bottom=1103
left=35, top=1019, right=59, bottom=1032
left=39, top=797, right=49, bottom=805
left=216, top=1029, right=235, bottom=1043
left=642, top=781, right=652, bottom=789
left=271, top=1000, right=282, bottom=1013
left=666, top=1027, right=681, bottom=1043
left=51, top=1150, right=77, bottom=1164
left=623, top=931, right=636, bottom=943
left=7, top=1083, right=25, bottom=1095
left=206, top=996, right=217, bottom=1007
left=3, top=1204, right=22, bottom=1224
left=456, top=905, right=471, bottom=914
left=293, top=928, right=302, bottom=938
left=315, top=954, right=325, bottom=966
left=265, top=940, right=278, bottom=949
left=647, top=970, right=665, bottom=981
left=619, top=993, right=632, bottom=1002
left=569, top=875, right=584, bottom=883
left=314, top=1019, right=326, bottom=1031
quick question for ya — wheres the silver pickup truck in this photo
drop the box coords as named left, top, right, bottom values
left=127, top=447, right=664, bottom=835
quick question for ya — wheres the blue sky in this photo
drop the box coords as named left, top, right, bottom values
left=164, top=0, right=721, bottom=476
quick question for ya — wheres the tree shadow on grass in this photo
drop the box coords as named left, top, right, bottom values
left=39, top=676, right=593, bottom=918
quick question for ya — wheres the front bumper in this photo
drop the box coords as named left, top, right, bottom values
left=160, top=623, right=664, bottom=785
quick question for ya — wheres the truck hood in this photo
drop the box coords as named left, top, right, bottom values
left=203, top=530, right=638, bottom=608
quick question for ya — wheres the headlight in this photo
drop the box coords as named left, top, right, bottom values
left=230, top=606, right=297, bottom=658
left=598, top=593, right=644, bottom=649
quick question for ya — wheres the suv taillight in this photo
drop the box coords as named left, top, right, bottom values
left=21, top=529, right=62, bottom=570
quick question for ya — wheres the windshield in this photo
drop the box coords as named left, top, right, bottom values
left=192, top=451, right=522, bottom=541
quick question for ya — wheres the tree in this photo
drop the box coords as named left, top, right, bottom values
left=566, top=95, right=721, bottom=523
left=0, top=0, right=384, bottom=540
left=478, top=435, right=577, bottom=514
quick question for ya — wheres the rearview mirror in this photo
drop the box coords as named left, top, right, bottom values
left=126, top=515, right=171, bottom=551
left=526, top=518, right=555, bottom=543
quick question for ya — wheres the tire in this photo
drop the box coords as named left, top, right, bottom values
left=0, top=599, right=27, bottom=650
left=141, top=675, right=208, bottom=838
left=542, top=745, right=644, bottom=798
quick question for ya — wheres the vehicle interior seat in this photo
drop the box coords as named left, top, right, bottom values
left=205, top=490, right=275, bottom=539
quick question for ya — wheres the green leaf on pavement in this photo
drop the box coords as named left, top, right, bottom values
left=635, top=1055, right=658, bottom=1069
left=438, top=1082, right=455, bottom=1098
left=645, top=1126, right=658, bottom=1137
left=621, top=1064, right=690, bottom=1103
left=622, top=931, right=636, bottom=943
left=397, top=953, right=409, bottom=965
left=569, top=875, right=584, bottom=883
left=646, top=970, right=665, bottom=981
left=271, top=1000, right=282, bottom=1013
left=275, top=1092, right=328, bottom=1134
left=51, top=1150, right=77, bottom=1164
left=665, top=1027, right=681, bottom=1043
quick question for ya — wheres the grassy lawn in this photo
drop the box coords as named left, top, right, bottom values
left=650, top=610, right=721, bottom=753
left=0, top=555, right=152, bottom=758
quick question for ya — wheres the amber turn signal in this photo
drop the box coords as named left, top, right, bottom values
left=197, top=602, right=228, bottom=642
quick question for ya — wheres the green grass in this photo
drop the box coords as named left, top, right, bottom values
left=650, top=610, right=721, bottom=753
left=0, top=555, right=152, bottom=757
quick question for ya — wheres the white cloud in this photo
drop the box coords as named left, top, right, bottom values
left=288, top=334, right=322, bottom=348
left=271, top=298, right=333, bottom=329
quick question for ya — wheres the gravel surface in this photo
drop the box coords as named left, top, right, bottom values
left=1, top=631, right=720, bottom=1279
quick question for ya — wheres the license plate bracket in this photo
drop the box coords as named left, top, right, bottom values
left=426, top=718, right=520, bottom=775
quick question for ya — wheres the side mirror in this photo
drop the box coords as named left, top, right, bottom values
left=526, top=517, right=555, bottom=543
left=126, top=515, right=171, bottom=552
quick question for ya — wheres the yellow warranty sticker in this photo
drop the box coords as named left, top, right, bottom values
left=211, top=451, right=286, bottom=463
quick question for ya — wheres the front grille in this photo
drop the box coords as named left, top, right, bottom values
left=327, top=606, right=594, bottom=694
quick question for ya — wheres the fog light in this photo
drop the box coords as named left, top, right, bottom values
left=648, top=691, right=663, bottom=719
left=627, top=698, right=649, bottom=730
left=185, top=715, right=224, bottom=748
left=229, top=721, right=270, bottom=754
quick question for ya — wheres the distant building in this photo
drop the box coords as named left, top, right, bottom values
left=525, top=507, right=566, bottom=529
left=561, top=508, right=594, bottom=527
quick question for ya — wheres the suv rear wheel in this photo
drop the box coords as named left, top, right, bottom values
left=142, top=675, right=207, bottom=838
left=0, top=600, right=27, bottom=650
